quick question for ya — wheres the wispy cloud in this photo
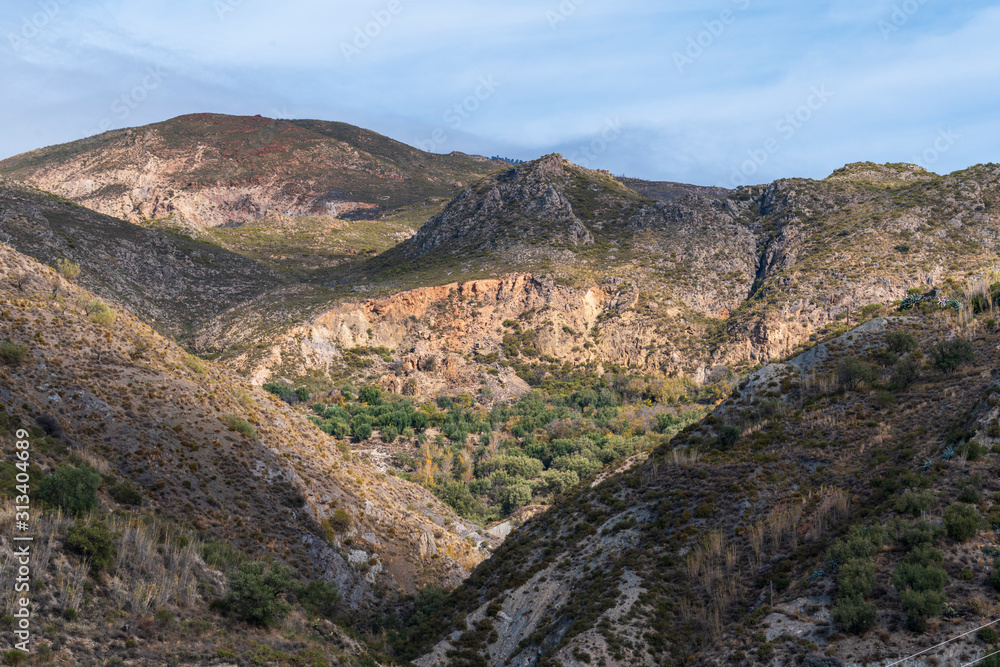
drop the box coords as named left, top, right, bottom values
left=1, top=0, right=998, bottom=186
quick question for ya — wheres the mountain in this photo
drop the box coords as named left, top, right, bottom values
left=0, top=113, right=506, bottom=227
left=408, top=311, right=1000, bottom=665
left=0, top=241, right=495, bottom=663
left=234, top=157, right=1000, bottom=404
left=0, top=176, right=284, bottom=338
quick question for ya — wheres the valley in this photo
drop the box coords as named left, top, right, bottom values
left=1, top=114, right=1000, bottom=666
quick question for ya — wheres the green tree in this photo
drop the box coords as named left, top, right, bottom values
left=944, top=503, right=982, bottom=541
left=222, top=561, right=297, bottom=626
left=38, top=464, right=101, bottom=515
left=66, top=519, right=118, bottom=572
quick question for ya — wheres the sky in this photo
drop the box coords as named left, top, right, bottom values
left=2, top=0, right=1000, bottom=187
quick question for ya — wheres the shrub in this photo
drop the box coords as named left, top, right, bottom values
left=359, top=386, right=383, bottom=406
left=884, top=331, right=918, bottom=355
left=831, top=596, right=878, bottom=635
left=979, top=627, right=999, bottom=644
left=66, top=519, right=118, bottom=572
left=550, top=454, right=602, bottom=479
left=837, top=357, right=876, bottom=390
left=182, top=354, right=205, bottom=374
left=930, top=339, right=975, bottom=372
left=895, top=490, right=934, bottom=516
left=542, top=469, right=579, bottom=495
left=202, top=541, right=243, bottom=571
left=81, top=298, right=116, bottom=328
left=38, top=464, right=101, bottom=515
left=890, top=357, right=921, bottom=390
left=382, top=424, right=399, bottom=443
left=222, top=414, right=257, bottom=439
left=494, top=481, right=533, bottom=514
left=351, top=417, right=373, bottom=441
left=837, top=560, right=876, bottom=599
left=328, top=509, right=351, bottom=533
left=108, top=481, right=142, bottom=506
left=222, top=561, right=297, bottom=626
left=944, top=503, right=982, bottom=541
left=0, top=341, right=29, bottom=365
left=717, top=424, right=741, bottom=450
left=299, top=580, right=341, bottom=619
left=899, top=589, right=945, bottom=632
left=55, top=258, right=80, bottom=280
left=478, top=455, right=544, bottom=480
left=262, top=382, right=292, bottom=401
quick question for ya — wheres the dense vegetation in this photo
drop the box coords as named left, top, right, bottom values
left=300, top=380, right=708, bottom=526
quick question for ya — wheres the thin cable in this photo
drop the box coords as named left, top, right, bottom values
left=884, top=617, right=1000, bottom=666
left=960, top=647, right=1000, bottom=667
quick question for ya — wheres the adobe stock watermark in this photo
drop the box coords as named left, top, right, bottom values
left=416, top=76, right=501, bottom=152
left=546, top=0, right=586, bottom=30
left=214, top=0, right=243, bottom=21
left=341, top=0, right=404, bottom=62
left=87, top=65, right=169, bottom=137
left=729, top=85, right=834, bottom=186
left=569, top=118, right=624, bottom=168
left=673, top=0, right=751, bottom=74
left=878, top=0, right=930, bottom=40
left=7, top=0, right=73, bottom=54
left=912, top=129, right=959, bottom=169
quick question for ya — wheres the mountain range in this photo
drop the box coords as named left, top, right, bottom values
left=1, top=114, right=1000, bottom=666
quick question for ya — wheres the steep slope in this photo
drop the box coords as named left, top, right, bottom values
left=0, top=177, right=284, bottom=338
left=0, top=113, right=504, bottom=226
left=0, top=242, right=493, bottom=612
left=718, top=161, right=1000, bottom=364
left=409, top=303, right=1000, bottom=666
left=235, top=158, right=1000, bottom=406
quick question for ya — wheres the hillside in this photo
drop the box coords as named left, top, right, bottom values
left=0, top=177, right=285, bottom=339
left=0, top=113, right=505, bottom=227
left=0, top=242, right=496, bottom=664
left=227, top=158, right=1000, bottom=409
left=407, top=300, right=1000, bottom=666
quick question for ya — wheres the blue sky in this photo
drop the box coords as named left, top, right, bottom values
left=2, top=0, right=999, bottom=186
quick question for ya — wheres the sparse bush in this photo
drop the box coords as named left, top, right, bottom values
left=930, top=339, right=975, bottom=372
left=66, top=519, right=118, bottom=572
left=182, top=353, right=205, bottom=374
left=108, top=481, right=142, bottom=506
left=55, top=258, right=80, bottom=280
left=0, top=341, right=29, bottom=365
left=837, top=357, right=875, bottom=390
left=831, top=596, right=878, bottom=635
left=222, top=561, right=297, bottom=626
left=38, top=464, right=101, bottom=515
left=202, top=541, right=243, bottom=571
left=80, top=298, right=116, bottom=328
left=943, top=503, right=982, bottom=541
left=328, top=509, right=351, bottom=533
left=222, top=414, right=257, bottom=439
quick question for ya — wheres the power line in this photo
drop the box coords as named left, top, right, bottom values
left=884, top=617, right=1000, bottom=666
